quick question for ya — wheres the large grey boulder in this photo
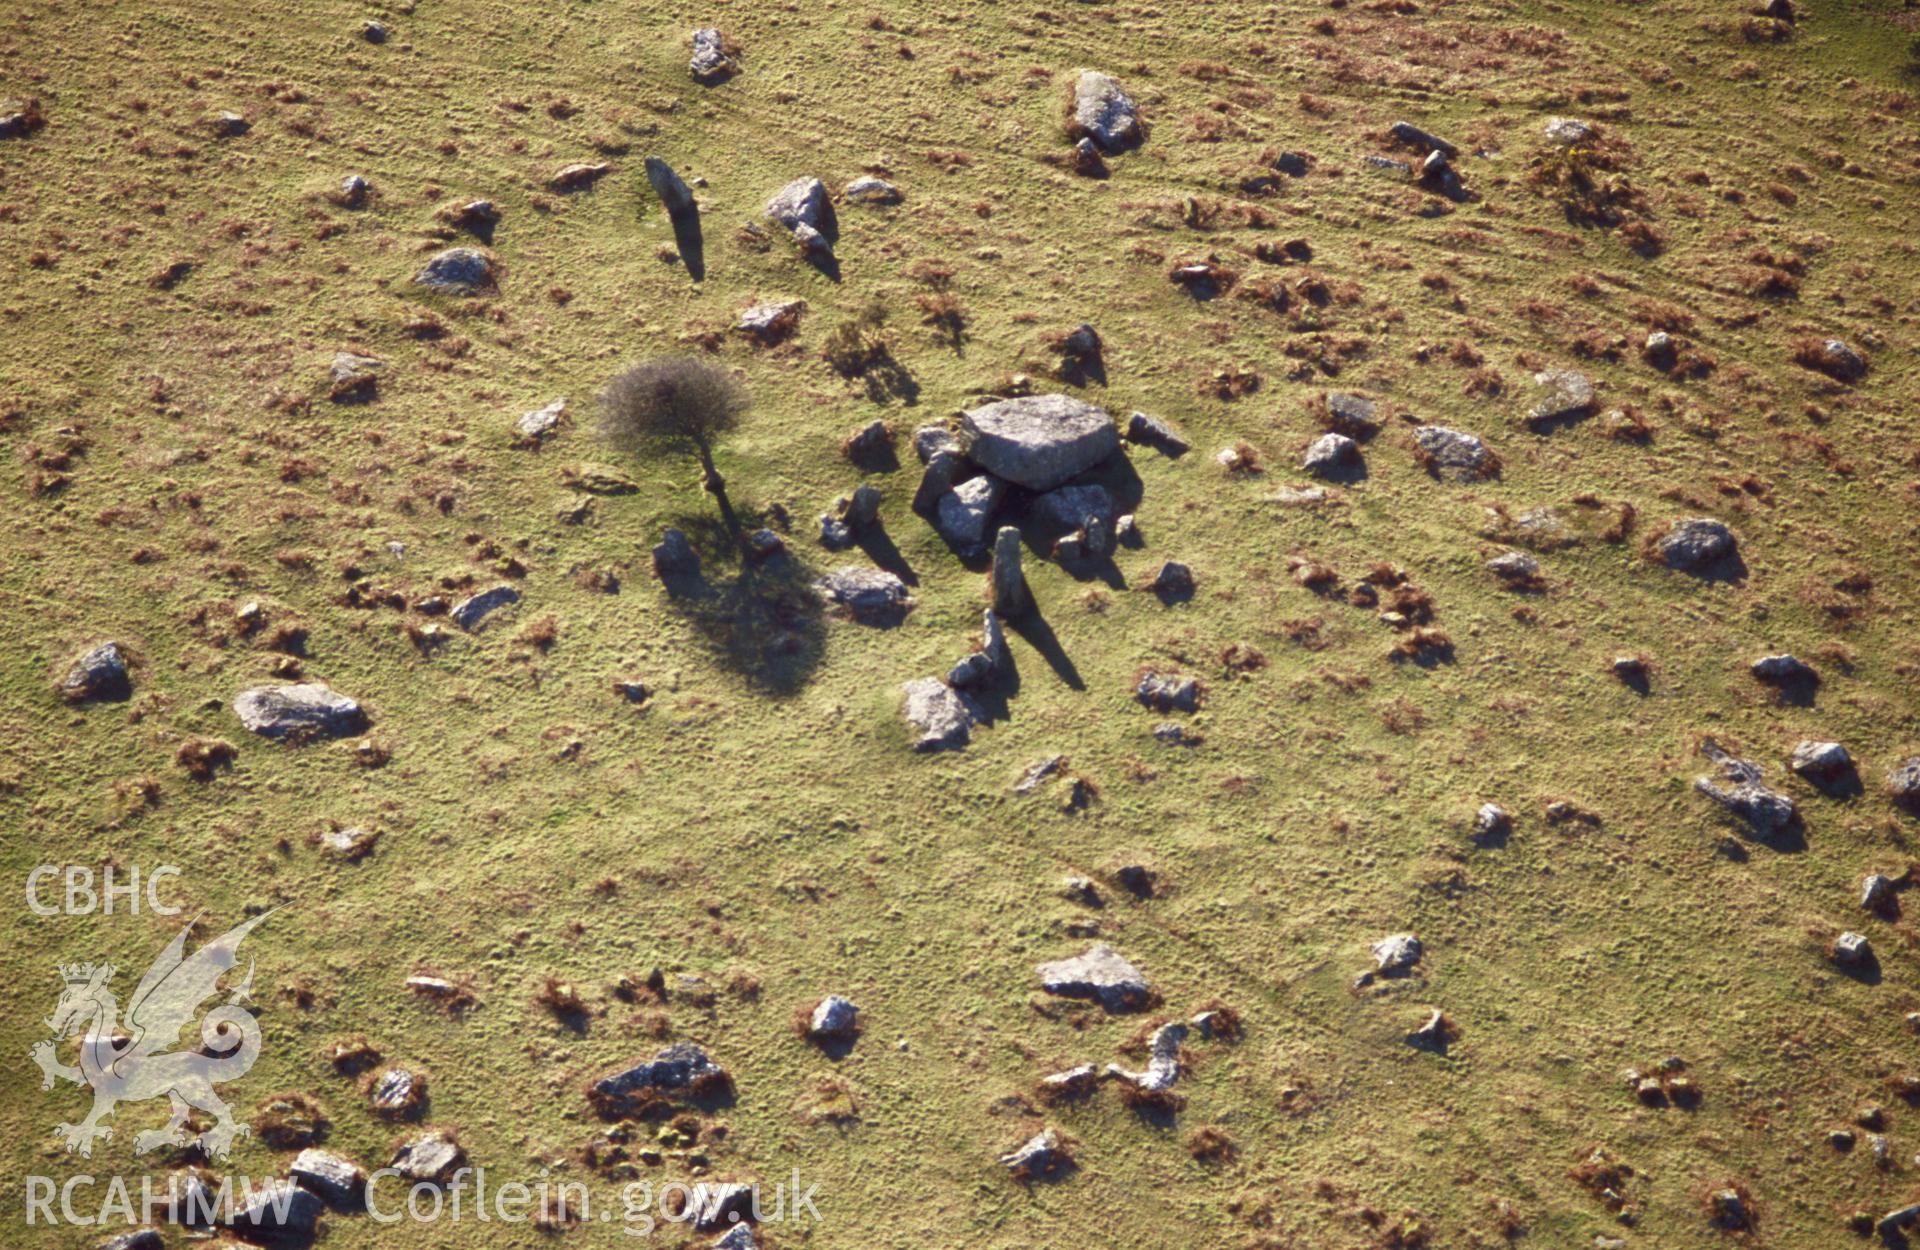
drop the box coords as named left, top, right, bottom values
left=290, top=1147, right=367, bottom=1205
left=808, top=995, right=859, bottom=1040
left=1694, top=739, right=1795, bottom=834
left=1324, top=392, right=1381, bottom=438
left=1526, top=369, right=1596, bottom=428
left=63, top=641, right=130, bottom=701
left=1069, top=71, right=1142, bottom=153
left=816, top=567, right=912, bottom=625
left=1135, top=671, right=1199, bottom=713
left=1544, top=116, right=1595, bottom=146
left=688, top=1182, right=756, bottom=1232
left=767, top=177, right=830, bottom=233
left=226, top=1179, right=322, bottom=1240
left=1789, top=740, right=1851, bottom=781
left=414, top=247, right=495, bottom=294
left=644, top=156, right=695, bottom=217
left=1657, top=517, right=1738, bottom=570
left=959, top=394, right=1119, bottom=491
left=1413, top=425, right=1494, bottom=481
left=902, top=677, right=975, bottom=751
left=514, top=397, right=567, bottom=443
left=592, top=1043, right=729, bottom=1110
left=451, top=584, right=520, bottom=631
left=935, top=474, right=1005, bottom=551
left=234, top=683, right=366, bottom=740
left=1036, top=943, right=1152, bottom=1011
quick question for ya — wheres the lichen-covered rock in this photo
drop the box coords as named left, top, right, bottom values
left=62, top=641, right=130, bottom=701
left=1889, top=757, right=1920, bottom=811
left=1544, top=116, right=1595, bottom=145
left=328, top=352, right=384, bottom=403
left=1136, top=671, right=1200, bottom=713
left=1302, top=432, right=1356, bottom=476
left=1790, top=740, right=1851, bottom=780
left=414, top=247, right=495, bottom=294
left=808, top=995, right=859, bottom=1039
left=736, top=299, right=804, bottom=342
left=1372, top=933, right=1423, bottom=973
left=450, top=584, right=520, bottom=631
left=549, top=162, right=612, bottom=192
left=1657, top=517, right=1738, bottom=571
left=1694, top=738, right=1795, bottom=834
left=902, top=677, right=975, bottom=752
left=1036, top=943, right=1152, bottom=1011
left=815, top=566, right=912, bottom=625
left=1106, top=1021, right=1186, bottom=1092
left=1124, top=410, right=1189, bottom=455
left=234, top=683, right=366, bottom=740
left=226, top=1179, right=322, bottom=1239
left=844, top=176, right=902, bottom=205
left=1068, top=70, right=1142, bottom=153
left=766, top=177, right=830, bottom=234
left=690, top=27, right=737, bottom=83
left=1526, top=369, right=1596, bottom=428
left=389, top=1129, right=465, bottom=1182
left=514, top=397, right=567, bottom=443
left=960, top=394, right=1119, bottom=491
left=1413, top=425, right=1495, bottom=481
left=1000, top=1127, right=1065, bottom=1177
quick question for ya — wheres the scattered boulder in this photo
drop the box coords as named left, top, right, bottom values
left=62, top=642, right=130, bottom=701
left=414, top=247, right=495, bottom=295
left=1526, top=369, right=1596, bottom=428
left=1694, top=738, right=1795, bottom=835
left=1123, top=410, right=1189, bottom=455
left=959, top=394, right=1119, bottom=491
left=514, top=397, right=567, bottom=444
left=844, top=175, right=902, bottom=205
left=737, top=299, right=804, bottom=342
left=901, top=677, right=976, bottom=752
left=98, top=1231, right=163, bottom=1250
left=1389, top=120, right=1457, bottom=155
left=1068, top=70, right=1142, bottom=153
left=1040, top=1064, right=1101, bottom=1096
left=714, top=1226, right=759, bottom=1250
left=368, top=1066, right=425, bottom=1118
left=1544, top=116, right=1594, bottom=146
left=389, top=1129, right=465, bottom=1183
left=1799, top=337, right=1867, bottom=383
left=1473, top=803, right=1511, bottom=840
left=339, top=174, right=371, bottom=207
left=1016, top=754, right=1067, bottom=796
left=1147, top=561, right=1196, bottom=601
left=1790, top=740, right=1851, bottom=782
left=1371, top=933, right=1423, bottom=974
left=1036, top=944, right=1153, bottom=1011
left=1751, top=653, right=1817, bottom=685
left=1000, top=1127, right=1066, bottom=1178
left=935, top=474, right=1005, bottom=552
left=1413, top=425, right=1495, bottom=481
left=690, top=27, right=737, bottom=83
left=687, top=1182, right=756, bottom=1232
left=0, top=98, right=46, bottom=139
left=328, top=352, right=384, bottom=403
left=550, top=162, right=612, bottom=192
left=226, top=1179, right=322, bottom=1240
left=450, top=584, right=520, bottom=631
left=290, top=1147, right=367, bottom=1205
left=653, top=529, right=701, bottom=578
left=1644, top=330, right=1676, bottom=368
left=1862, top=873, right=1894, bottom=911
left=766, top=177, right=832, bottom=243
left=815, top=566, right=912, bottom=625
left=1656, top=518, right=1738, bottom=571
left=644, top=156, right=696, bottom=217
left=843, top=417, right=893, bottom=465
left=1136, top=671, right=1200, bottom=713
left=1487, top=551, right=1542, bottom=586
left=1888, top=757, right=1920, bottom=812
left=209, top=110, right=251, bottom=137
left=1707, top=1187, right=1749, bottom=1231
left=1107, top=1021, right=1186, bottom=1092
left=320, top=826, right=379, bottom=861
left=591, top=1043, right=730, bottom=1114
left=1834, top=931, right=1872, bottom=967
left=1302, top=432, right=1356, bottom=477
left=234, top=683, right=366, bottom=740
left=807, top=995, right=859, bottom=1040
left=1407, top=1008, right=1455, bottom=1051
left=1323, top=392, right=1382, bottom=438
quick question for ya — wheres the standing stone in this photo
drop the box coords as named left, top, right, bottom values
left=914, top=449, right=962, bottom=514
left=991, top=527, right=1030, bottom=618
left=653, top=529, right=700, bottom=578
left=644, top=156, right=695, bottom=217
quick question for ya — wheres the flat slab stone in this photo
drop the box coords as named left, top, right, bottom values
left=959, top=394, right=1118, bottom=491
left=816, top=567, right=912, bottom=625
left=290, top=1147, right=367, bottom=1205
left=1036, top=943, right=1152, bottom=1011
left=234, top=683, right=366, bottom=740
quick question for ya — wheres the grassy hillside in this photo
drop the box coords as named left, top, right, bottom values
left=3, top=0, right=1918, bottom=1245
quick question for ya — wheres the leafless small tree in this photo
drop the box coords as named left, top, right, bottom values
left=599, top=356, right=751, bottom=533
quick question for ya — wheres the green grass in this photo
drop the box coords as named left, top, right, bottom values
left=3, top=0, right=1918, bottom=1245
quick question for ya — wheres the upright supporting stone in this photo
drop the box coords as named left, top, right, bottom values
left=914, top=449, right=962, bottom=514
left=991, top=526, right=1030, bottom=618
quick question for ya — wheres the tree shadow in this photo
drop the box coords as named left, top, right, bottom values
left=1006, top=611, right=1084, bottom=691
left=657, top=515, right=826, bottom=697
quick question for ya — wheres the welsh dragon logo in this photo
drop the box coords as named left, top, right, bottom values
left=30, top=911, right=273, bottom=1159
